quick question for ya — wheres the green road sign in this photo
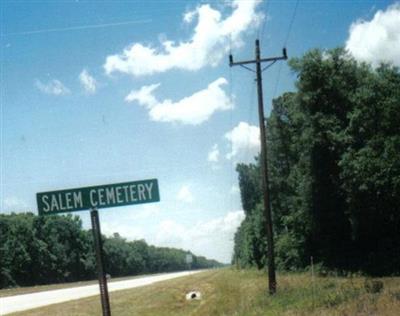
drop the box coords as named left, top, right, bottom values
left=37, top=179, right=160, bottom=215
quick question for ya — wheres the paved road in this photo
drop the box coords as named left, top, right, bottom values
left=1, top=270, right=203, bottom=315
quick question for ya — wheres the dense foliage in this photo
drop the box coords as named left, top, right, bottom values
left=0, top=212, right=221, bottom=288
left=233, top=48, right=400, bottom=276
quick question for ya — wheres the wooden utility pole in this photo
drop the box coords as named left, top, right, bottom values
left=229, top=39, right=287, bottom=295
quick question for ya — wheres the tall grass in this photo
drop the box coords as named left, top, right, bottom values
left=10, top=269, right=400, bottom=316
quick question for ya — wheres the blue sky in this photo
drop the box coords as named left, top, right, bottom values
left=1, top=0, right=399, bottom=263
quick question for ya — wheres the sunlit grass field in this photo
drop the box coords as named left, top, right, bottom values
left=8, top=269, right=400, bottom=315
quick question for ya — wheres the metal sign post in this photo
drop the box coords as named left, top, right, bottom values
left=186, top=254, right=193, bottom=271
left=36, top=178, right=160, bottom=316
left=91, top=209, right=111, bottom=316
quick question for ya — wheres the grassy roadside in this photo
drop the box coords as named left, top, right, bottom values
left=8, top=269, right=400, bottom=315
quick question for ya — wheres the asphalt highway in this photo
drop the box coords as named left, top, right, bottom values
left=1, top=270, right=203, bottom=315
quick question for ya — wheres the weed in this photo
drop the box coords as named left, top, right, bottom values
left=364, top=278, right=384, bottom=294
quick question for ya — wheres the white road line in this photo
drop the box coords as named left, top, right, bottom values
left=0, top=270, right=203, bottom=315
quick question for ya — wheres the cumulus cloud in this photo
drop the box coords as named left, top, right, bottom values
left=88, top=207, right=245, bottom=262
left=101, top=222, right=146, bottom=241
left=154, top=210, right=245, bottom=262
left=104, top=0, right=262, bottom=76
left=157, top=211, right=245, bottom=241
left=35, top=79, right=70, bottom=95
left=225, top=121, right=260, bottom=162
left=193, top=210, right=245, bottom=235
left=125, top=77, right=233, bottom=125
left=176, top=185, right=194, bottom=203
left=79, top=69, right=97, bottom=94
left=124, top=204, right=161, bottom=221
left=125, top=83, right=159, bottom=105
left=346, top=3, right=400, bottom=67
left=207, top=144, right=220, bottom=163
left=155, top=220, right=187, bottom=245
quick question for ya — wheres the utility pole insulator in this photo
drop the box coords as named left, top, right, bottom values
left=283, top=47, right=288, bottom=60
left=229, top=39, right=288, bottom=296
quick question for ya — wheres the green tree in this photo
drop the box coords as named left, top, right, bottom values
left=233, top=47, right=400, bottom=275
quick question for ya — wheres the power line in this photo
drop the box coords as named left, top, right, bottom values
left=259, top=0, right=271, bottom=42
left=283, top=0, right=300, bottom=46
left=273, top=0, right=300, bottom=99
left=272, top=62, right=283, bottom=99
left=242, top=79, right=257, bottom=162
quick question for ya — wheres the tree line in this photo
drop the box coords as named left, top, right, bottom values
left=233, top=48, right=400, bottom=276
left=0, top=212, right=221, bottom=288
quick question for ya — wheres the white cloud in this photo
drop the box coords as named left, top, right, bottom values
left=225, top=121, right=260, bottom=162
left=2, top=197, right=28, bottom=211
left=207, top=144, right=220, bottom=162
left=183, top=10, right=196, bottom=24
left=155, top=220, right=187, bottom=245
left=230, top=184, right=240, bottom=195
left=125, top=204, right=161, bottom=221
left=79, top=69, right=97, bottom=94
left=154, top=210, right=245, bottom=263
left=104, top=0, right=262, bottom=76
left=346, top=3, right=400, bottom=67
left=125, top=83, right=160, bottom=104
left=192, top=210, right=245, bottom=235
left=86, top=207, right=245, bottom=263
left=176, top=185, right=194, bottom=203
left=35, top=79, right=70, bottom=95
left=98, top=204, right=162, bottom=241
left=101, top=222, right=146, bottom=241
left=125, top=77, right=233, bottom=125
